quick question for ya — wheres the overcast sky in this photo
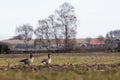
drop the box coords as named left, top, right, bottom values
left=0, top=0, right=120, bottom=40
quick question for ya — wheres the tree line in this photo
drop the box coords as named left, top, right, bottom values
left=15, top=2, right=78, bottom=51
left=106, top=29, right=120, bottom=39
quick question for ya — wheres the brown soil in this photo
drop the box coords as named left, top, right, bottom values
left=0, top=63, right=120, bottom=72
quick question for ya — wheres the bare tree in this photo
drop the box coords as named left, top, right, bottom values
left=55, top=2, right=77, bottom=50
left=34, top=19, right=52, bottom=51
left=16, top=24, right=33, bottom=50
left=113, top=30, right=120, bottom=39
left=48, top=14, right=62, bottom=47
left=106, top=29, right=120, bottom=39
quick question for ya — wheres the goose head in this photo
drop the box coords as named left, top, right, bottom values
left=48, top=53, right=51, bottom=59
left=30, top=53, right=34, bottom=59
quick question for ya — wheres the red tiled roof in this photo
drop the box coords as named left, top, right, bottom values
left=90, top=40, right=104, bottom=45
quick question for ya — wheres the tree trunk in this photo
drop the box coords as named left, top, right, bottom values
left=65, top=25, right=68, bottom=50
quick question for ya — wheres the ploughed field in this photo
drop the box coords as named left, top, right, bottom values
left=0, top=52, right=120, bottom=80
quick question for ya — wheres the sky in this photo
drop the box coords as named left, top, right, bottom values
left=0, top=0, right=120, bottom=40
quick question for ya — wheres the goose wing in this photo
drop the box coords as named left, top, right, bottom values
left=41, top=59, right=48, bottom=64
left=19, top=58, right=30, bottom=64
left=19, top=58, right=28, bottom=62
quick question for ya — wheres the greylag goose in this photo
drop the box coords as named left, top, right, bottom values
left=41, top=53, right=51, bottom=65
left=19, top=54, right=34, bottom=65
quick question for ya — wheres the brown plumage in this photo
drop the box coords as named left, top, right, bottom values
left=19, top=54, right=34, bottom=65
left=41, top=54, right=51, bottom=65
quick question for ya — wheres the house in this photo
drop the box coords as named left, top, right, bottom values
left=79, top=39, right=105, bottom=48
left=90, top=40, right=104, bottom=45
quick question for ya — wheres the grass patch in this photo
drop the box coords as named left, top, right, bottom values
left=0, top=69, right=120, bottom=80
left=0, top=52, right=120, bottom=66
